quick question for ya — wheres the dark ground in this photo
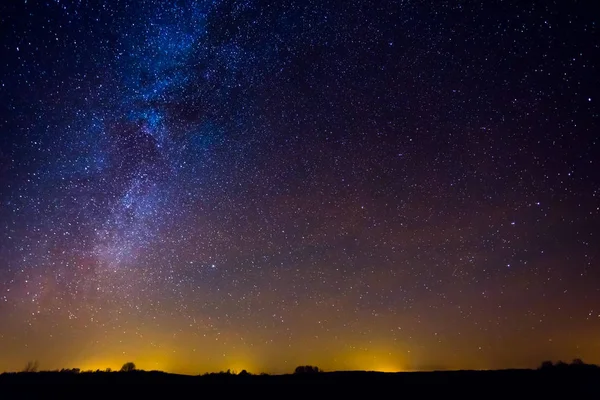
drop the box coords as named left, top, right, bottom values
left=1, top=367, right=599, bottom=384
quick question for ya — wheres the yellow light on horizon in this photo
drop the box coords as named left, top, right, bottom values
left=368, top=364, right=402, bottom=373
left=340, top=346, right=406, bottom=373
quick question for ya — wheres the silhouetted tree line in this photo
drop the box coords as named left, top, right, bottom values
left=539, top=359, right=598, bottom=370
left=13, top=359, right=598, bottom=378
left=3, top=360, right=600, bottom=386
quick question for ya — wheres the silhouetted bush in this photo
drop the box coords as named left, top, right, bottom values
left=120, top=362, right=136, bottom=372
left=539, top=361, right=554, bottom=370
left=294, top=365, right=321, bottom=374
left=59, top=368, right=80, bottom=374
left=23, top=361, right=39, bottom=373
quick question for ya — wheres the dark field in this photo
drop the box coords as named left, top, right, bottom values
left=1, top=367, right=599, bottom=384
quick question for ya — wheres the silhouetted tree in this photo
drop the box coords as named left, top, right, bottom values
left=238, top=369, right=250, bottom=376
left=555, top=360, right=568, bottom=369
left=294, top=365, right=321, bottom=374
left=105, top=368, right=112, bottom=373
left=571, top=358, right=584, bottom=366
left=23, top=360, right=39, bottom=372
left=539, top=360, right=554, bottom=370
left=120, top=362, right=136, bottom=372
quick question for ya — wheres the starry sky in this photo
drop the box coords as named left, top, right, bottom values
left=0, top=0, right=598, bottom=374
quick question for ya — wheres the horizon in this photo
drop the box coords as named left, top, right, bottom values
left=0, top=0, right=598, bottom=375
left=0, top=352, right=594, bottom=376
left=5, top=359, right=595, bottom=376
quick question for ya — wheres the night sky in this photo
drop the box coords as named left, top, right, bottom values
left=0, top=0, right=598, bottom=374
